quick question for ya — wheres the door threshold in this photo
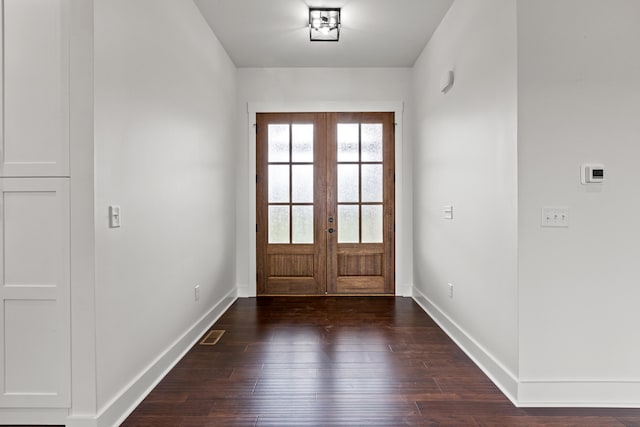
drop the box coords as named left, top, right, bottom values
left=257, top=293, right=396, bottom=297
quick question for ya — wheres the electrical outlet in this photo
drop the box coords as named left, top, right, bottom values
left=448, top=283, right=454, bottom=298
left=194, top=285, right=200, bottom=301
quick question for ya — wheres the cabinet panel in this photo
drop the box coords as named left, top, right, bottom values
left=0, top=178, right=70, bottom=408
left=5, top=300, right=59, bottom=393
left=4, top=191, right=58, bottom=284
left=1, top=0, right=70, bottom=177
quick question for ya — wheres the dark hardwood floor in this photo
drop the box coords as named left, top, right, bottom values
left=120, top=297, right=640, bottom=426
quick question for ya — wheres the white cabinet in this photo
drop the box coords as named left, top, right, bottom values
left=0, top=0, right=72, bottom=410
left=0, top=0, right=70, bottom=177
left=0, top=179, right=70, bottom=408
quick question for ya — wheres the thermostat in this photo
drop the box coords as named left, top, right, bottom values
left=581, top=164, right=604, bottom=184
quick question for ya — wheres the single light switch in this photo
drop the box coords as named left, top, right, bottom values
left=443, top=205, right=453, bottom=219
left=109, top=205, right=121, bottom=228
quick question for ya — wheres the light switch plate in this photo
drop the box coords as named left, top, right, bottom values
left=443, top=205, right=453, bottom=219
left=109, top=205, right=121, bottom=228
left=541, top=207, right=569, bottom=227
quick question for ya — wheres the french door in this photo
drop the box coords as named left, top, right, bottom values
left=256, top=112, right=394, bottom=295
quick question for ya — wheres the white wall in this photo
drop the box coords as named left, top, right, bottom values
left=94, top=0, right=237, bottom=415
left=235, top=68, right=414, bottom=297
left=517, top=0, right=640, bottom=405
left=411, top=0, right=519, bottom=396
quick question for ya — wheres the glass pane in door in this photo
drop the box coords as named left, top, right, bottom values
left=361, top=164, right=383, bottom=203
left=337, top=164, right=359, bottom=203
left=292, top=165, right=313, bottom=203
left=338, top=205, right=359, bottom=243
left=361, top=205, right=383, bottom=243
left=268, top=206, right=290, bottom=244
left=337, top=124, right=359, bottom=162
left=361, top=124, right=383, bottom=162
left=268, top=165, right=290, bottom=203
left=268, top=124, right=290, bottom=162
left=292, top=124, right=314, bottom=162
left=292, top=206, right=314, bottom=243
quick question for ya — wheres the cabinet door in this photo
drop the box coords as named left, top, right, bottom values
left=0, top=0, right=70, bottom=177
left=0, top=178, right=70, bottom=408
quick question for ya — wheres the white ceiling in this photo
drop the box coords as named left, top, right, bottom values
left=194, top=0, right=454, bottom=68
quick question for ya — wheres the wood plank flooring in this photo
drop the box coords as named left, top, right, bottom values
left=120, top=297, right=640, bottom=426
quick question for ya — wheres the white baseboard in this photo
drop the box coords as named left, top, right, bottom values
left=412, top=285, right=519, bottom=404
left=237, top=285, right=254, bottom=298
left=65, top=415, right=97, bottom=427
left=518, top=380, right=640, bottom=408
left=93, top=287, right=238, bottom=427
left=412, top=285, right=640, bottom=408
left=0, top=408, right=68, bottom=425
left=395, top=283, right=412, bottom=297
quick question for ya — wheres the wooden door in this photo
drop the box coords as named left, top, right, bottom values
left=257, top=113, right=327, bottom=295
left=257, top=112, right=394, bottom=295
left=326, top=113, right=395, bottom=294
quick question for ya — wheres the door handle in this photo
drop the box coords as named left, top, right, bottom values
left=327, top=228, right=334, bottom=233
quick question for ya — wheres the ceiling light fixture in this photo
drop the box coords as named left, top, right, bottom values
left=309, top=8, right=340, bottom=42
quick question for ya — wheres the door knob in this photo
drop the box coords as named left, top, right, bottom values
left=328, top=217, right=334, bottom=223
left=327, top=228, right=334, bottom=233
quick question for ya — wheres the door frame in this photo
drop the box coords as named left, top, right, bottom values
left=244, top=101, right=408, bottom=297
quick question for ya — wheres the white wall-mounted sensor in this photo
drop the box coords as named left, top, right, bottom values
left=440, top=70, right=455, bottom=94
left=581, top=164, right=605, bottom=184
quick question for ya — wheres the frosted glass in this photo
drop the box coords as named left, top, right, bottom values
left=362, top=205, right=383, bottom=243
left=338, top=205, right=359, bottom=243
left=292, top=165, right=313, bottom=203
left=361, top=164, right=383, bottom=203
left=337, top=123, right=359, bottom=162
left=268, top=165, right=289, bottom=203
left=338, top=164, right=359, bottom=203
left=268, top=124, right=289, bottom=162
left=269, top=206, right=290, bottom=244
left=292, top=206, right=314, bottom=244
left=361, top=124, right=383, bottom=162
left=292, top=124, right=314, bottom=163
